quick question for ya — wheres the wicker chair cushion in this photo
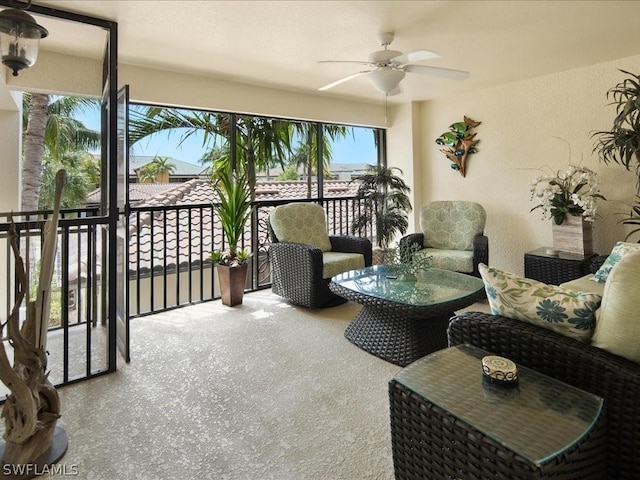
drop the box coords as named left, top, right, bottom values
left=591, top=241, right=640, bottom=283
left=479, top=263, right=601, bottom=342
left=592, top=250, right=640, bottom=362
left=322, top=251, right=365, bottom=279
left=420, top=201, right=486, bottom=250
left=270, top=203, right=332, bottom=252
left=416, top=248, right=473, bottom=273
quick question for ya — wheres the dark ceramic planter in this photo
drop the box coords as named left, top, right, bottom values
left=217, top=263, right=248, bottom=307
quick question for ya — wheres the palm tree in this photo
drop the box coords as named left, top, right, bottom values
left=39, top=151, right=98, bottom=210
left=150, top=156, right=176, bottom=183
left=350, top=165, right=412, bottom=250
left=138, top=163, right=159, bottom=184
left=128, top=106, right=349, bottom=196
left=288, top=125, right=345, bottom=197
left=21, top=93, right=100, bottom=211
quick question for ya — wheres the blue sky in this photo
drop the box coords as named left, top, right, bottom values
left=80, top=107, right=377, bottom=166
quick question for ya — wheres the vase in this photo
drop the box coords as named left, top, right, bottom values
left=217, top=263, right=248, bottom=306
left=551, top=215, right=593, bottom=256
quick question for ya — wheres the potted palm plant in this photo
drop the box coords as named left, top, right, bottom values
left=209, top=165, right=252, bottom=306
left=592, top=69, right=640, bottom=185
left=592, top=69, right=640, bottom=240
left=350, top=165, right=412, bottom=264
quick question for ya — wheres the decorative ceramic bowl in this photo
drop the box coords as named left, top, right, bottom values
left=481, top=355, right=519, bottom=385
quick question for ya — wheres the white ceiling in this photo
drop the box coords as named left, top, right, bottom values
left=13, top=1, right=640, bottom=104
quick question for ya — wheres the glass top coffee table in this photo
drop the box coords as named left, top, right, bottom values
left=389, top=344, right=606, bottom=479
left=329, top=265, right=484, bottom=366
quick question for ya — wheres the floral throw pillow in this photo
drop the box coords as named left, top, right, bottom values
left=479, top=264, right=601, bottom=342
left=591, top=241, right=640, bottom=283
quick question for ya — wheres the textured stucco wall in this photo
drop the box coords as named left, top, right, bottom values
left=392, top=54, right=640, bottom=275
left=0, top=93, right=21, bottom=212
left=120, top=64, right=388, bottom=128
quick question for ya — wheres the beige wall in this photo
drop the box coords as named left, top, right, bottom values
left=120, top=64, right=387, bottom=127
left=5, top=50, right=103, bottom=97
left=390, top=54, right=640, bottom=275
left=0, top=92, right=21, bottom=212
left=386, top=102, right=420, bottom=234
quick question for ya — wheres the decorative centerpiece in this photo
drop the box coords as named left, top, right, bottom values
left=384, top=242, right=432, bottom=282
left=481, top=355, right=519, bottom=385
left=529, top=164, right=606, bottom=255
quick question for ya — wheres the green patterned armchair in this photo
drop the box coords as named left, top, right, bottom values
left=399, top=201, right=488, bottom=277
left=268, top=202, right=372, bottom=308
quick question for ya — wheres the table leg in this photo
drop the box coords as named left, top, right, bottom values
left=344, top=305, right=452, bottom=366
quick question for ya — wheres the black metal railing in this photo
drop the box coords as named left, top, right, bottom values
left=0, top=195, right=371, bottom=389
left=128, top=195, right=371, bottom=317
left=0, top=207, right=110, bottom=388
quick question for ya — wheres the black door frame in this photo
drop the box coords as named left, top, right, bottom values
left=0, top=0, right=121, bottom=379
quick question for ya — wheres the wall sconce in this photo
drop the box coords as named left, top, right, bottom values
left=0, top=1, right=48, bottom=76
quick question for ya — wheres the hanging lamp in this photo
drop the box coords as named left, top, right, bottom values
left=0, top=1, right=48, bottom=76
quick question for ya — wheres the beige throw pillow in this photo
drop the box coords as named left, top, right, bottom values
left=591, top=250, right=640, bottom=363
left=479, top=263, right=601, bottom=342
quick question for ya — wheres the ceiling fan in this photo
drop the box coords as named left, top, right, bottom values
left=318, top=32, right=470, bottom=96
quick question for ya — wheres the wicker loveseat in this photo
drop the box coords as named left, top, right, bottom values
left=448, top=247, right=640, bottom=480
left=448, top=312, right=640, bottom=479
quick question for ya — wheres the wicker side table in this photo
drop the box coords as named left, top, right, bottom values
left=524, top=248, right=596, bottom=285
left=389, top=345, right=606, bottom=480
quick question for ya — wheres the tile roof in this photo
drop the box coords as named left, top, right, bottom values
left=129, top=156, right=208, bottom=176
left=128, top=179, right=361, bottom=275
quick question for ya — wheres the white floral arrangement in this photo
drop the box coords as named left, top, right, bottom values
left=529, top=164, right=606, bottom=224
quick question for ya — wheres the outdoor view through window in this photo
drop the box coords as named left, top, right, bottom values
left=13, top=92, right=385, bottom=364
left=48, top=101, right=380, bottom=209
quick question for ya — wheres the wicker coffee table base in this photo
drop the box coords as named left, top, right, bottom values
left=344, top=305, right=451, bottom=367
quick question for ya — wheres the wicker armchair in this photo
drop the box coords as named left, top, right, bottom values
left=268, top=203, right=372, bottom=308
left=448, top=312, right=640, bottom=480
left=399, top=201, right=488, bottom=277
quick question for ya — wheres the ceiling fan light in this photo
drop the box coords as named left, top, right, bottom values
left=368, top=68, right=405, bottom=94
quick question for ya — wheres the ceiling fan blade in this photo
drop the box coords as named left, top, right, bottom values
left=405, top=64, right=470, bottom=80
left=318, top=71, right=370, bottom=91
left=392, top=49, right=440, bottom=65
left=318, top=60, right=372, bottom=66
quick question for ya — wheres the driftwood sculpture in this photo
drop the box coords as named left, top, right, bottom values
left=0, top=170, right=66, bottom=468
left=436, top=116, right=481, bottom=177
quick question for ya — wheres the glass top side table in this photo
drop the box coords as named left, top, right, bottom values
left=390, top=344, right=607, bottom=479
left=394, top=344, right=602, bottom=464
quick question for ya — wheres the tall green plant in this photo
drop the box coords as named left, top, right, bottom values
left=619, top=195, right=640, bottom=241
left=210, top=165, right=252, bottom=265
left=350, top=165, right=412, bottom=249
left=593, top=70, right=640, bottom=238
left=592, top=69, right=640, bottom=184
